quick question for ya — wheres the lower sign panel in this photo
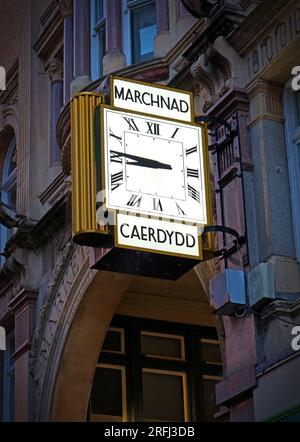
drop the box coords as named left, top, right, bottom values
left=116, top=213, right=203, bottom=259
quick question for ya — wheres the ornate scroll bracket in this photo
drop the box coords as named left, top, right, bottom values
left=190, top=36, right=246, bottom=111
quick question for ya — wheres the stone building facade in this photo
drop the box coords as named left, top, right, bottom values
left=0, top=0, right=300, bottom=422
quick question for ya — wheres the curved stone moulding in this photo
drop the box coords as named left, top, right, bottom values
left=191, top=54, right=217, bottom=99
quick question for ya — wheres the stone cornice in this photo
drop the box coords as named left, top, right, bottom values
left=34, top=3, right=63, bottom=62
left=229, top=0, right=295, bottom=54
left=260, top=298, right=300, bottom=322
left=181, top=5, right=246, bottom=64
left=5, top=194, right=67, bottom=256
left=204, top=87, right=249, bottom=122
left=38, top=171, right=67, bottom=206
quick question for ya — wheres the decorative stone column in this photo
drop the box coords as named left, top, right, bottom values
left=57, top=0, right=73, bottom=104
left=72, top=0, right=91, bottom=94
left=103, top=0, right=125, bottom=75
left=247, top=79, right=295, bottom=264
left=9, top=289, right=37, bottom=421
left=154, top=0, right=171, bottom=58
left=48, top=59, right=63, bottom=165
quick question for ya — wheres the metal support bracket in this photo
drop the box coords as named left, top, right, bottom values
left=202, top=225, right=246, bottom=259
left=195, top=115, right=238, bottom=154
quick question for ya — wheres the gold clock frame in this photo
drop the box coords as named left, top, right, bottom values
left=99, top=103, right=214, bottom=258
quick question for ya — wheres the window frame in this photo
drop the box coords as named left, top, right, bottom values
left=283, top=83, right=300, bottom=261
left=122, top=0, right=157, bottom=66
left=90, top=363, right=127, bottom=422
left=0, top=136, right=17, bottom=264
left=90, top=0, right=107, bottom=80
left=89, top=315, right=222, bottom=422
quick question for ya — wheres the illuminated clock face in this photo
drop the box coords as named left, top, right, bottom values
left=102, top=106, right=208, bottom=224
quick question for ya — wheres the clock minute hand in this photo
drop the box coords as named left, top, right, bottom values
left=110, top=151, right=172, bottom=170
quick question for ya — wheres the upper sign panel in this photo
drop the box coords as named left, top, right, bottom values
left=111, top=76, right=194, bottom=123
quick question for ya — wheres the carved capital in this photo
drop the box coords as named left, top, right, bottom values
left=48, top=59, right=63, bottom=83
left=56, top=0, right=73, bottom=18
left=247, top=79, right=284, bottom=126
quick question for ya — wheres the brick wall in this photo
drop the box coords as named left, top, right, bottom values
left=0, top=0, right=20, bottom=71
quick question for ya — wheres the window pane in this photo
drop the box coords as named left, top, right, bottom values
left=202, top=376, right=219, bottom=422
left=141, top=333, right=184, bottom=359
left=143, top=370, right=186, bottom=421
left=0, top=352, right=3, bottom=422
left=131, top=2, right=157, bottom=63
left=201, top=339, right=222, bottom=365
left=102, top=329, right=124, bottom=353
left=98, top=26, right=106, bottom=76
left=296, top=91, right=300, bottom=126
left=91, top=367, right=124, bottom=417
left=8, top=185, right=16, bottom=211
left=95, top=0, right=104, bottom=23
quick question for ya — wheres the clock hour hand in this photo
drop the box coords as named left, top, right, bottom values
left=110, top=151, right=172, bottom=170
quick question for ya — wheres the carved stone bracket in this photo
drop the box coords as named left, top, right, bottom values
left=48, top=59, right=63, bottom=84
left=190, top=35, right=246, bottom=111
left=191, top=54, right=217, bottom=99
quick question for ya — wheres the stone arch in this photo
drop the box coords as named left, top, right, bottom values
left=0, top=105, right=19, bottom=177
left=49, top=269, right=132, bottom=421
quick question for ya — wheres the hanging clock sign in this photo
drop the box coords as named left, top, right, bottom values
left=99, top=77, right=212, bottom=259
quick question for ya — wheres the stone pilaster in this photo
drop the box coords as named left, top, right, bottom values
left=154, top=0, right=172, bottom=58
left=247, top=79, right=295, bottom=263
left=57, top=0, right=73, bottom=104
left=72, top=0, right=91, bottom=94
left=48, top=59, right=63, bottom=165
left=103, top=0, right=125, bottom=75
left=18, top=0, right=31, bottom=216
left=9, top=289, right=37, bottom=422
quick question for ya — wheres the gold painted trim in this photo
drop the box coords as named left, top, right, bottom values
left=200, top=122, right=214, bottom=252
left=142, top=368, right=189, bottom=422
left=200, top=338, right=219, bottom=345
left=141, top=331, right=186, bottom=361
left=110, top=74, right=195, bottom=123
left=203, top=375, right=222, bottom=381
left=95, top=363, right=128, bottom=422
left=71, top=92, right=109, bottom=245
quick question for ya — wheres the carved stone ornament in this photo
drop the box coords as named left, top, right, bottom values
left=48, top=59, right=63, bottom=83
left=56, top=0, right=73, bottom=18
left=181, top=0, right=223, bottom=18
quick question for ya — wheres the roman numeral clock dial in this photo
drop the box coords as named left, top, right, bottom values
left=102, top=106, right=208, bottom=225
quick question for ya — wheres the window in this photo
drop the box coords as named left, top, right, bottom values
left=90, top=364, right=127, bottom=422
left=283, top=86, right=300, bottom=261
left=0, top=136, right=17, bottom=265
left=91, top=0, right=106, bottom=80
left=124, top=0, right=157, bottom=65
left=0, top=331, right=15, bottom=422
left=88, top=317, right=223, bottom=422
